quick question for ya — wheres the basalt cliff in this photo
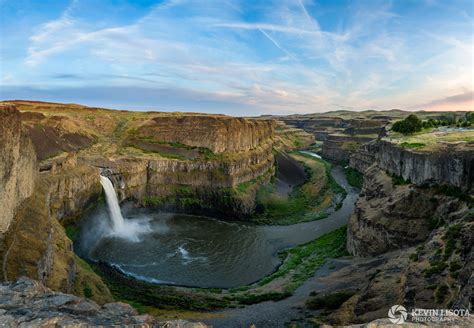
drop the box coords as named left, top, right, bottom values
left=1, top=101, right=473, bottom=326
left=318, top=133, right=473, bottom=325
left=0, top=101, right=294, bottom=325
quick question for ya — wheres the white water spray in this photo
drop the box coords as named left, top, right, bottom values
left=99, top=175, right=151, bottom=242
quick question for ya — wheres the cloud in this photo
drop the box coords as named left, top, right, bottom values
left=5, top=0, right=472, bottom=114
left=417, top=91, right=473, bottom=111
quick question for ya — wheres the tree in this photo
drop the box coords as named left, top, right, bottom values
left=465, top=112, right=473, bottom=123
left=391, top=114, right=423, bottom=134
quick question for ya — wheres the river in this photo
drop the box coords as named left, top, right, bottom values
left=77, top=154, right=359, bottom=289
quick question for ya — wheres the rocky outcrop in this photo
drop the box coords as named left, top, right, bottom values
left=322, top=215, right=472, bottom=325
left=0, top=105, right=37, bottom=233
left=347, top=165, right=469, bottom=257
left=0, top=277, right=157, bottom=327
left=0, top=105, right=110, bottom=304
left=1, top=166, right=112, bottom=303
left=348, top=140, right=378, bottom=173
left=137, top=115, right=275, bottom=153
left=350, top=139, right=474, bottom=192
left=321, top=134, right=375, bottom=162
left=273, top=120, right=315, bottom=152
left=82, top=140, right=274, bottom=217
left=0, top=277, right=210, bottom=327
left=47, top=165, right=102, bottom=221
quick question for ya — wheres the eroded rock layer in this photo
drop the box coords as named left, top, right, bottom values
left=347, top=165, right=469, bottom=257
left=137, top=115, right=275, bottom=153
left=350, top=139, right=474, bottom=192
left=0, top=105, right=37, bottom=232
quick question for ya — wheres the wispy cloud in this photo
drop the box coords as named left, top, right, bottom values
left=2, top=0, right=472, bottom=114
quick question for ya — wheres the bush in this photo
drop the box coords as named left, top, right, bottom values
left=391, top=114, right=423, bottom=134
left=435, top=285, right=449, bottom=304
left=345, top=167, right=363, bottom=189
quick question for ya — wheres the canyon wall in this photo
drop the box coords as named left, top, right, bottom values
left=0, top=105, right=37, bottom=233
left=350, top=139, right=474, bottom=192
left=137, top=115, right=275, bottom=153
left=347, top=165, right=469, bottom=257
left=0, top=105, right=111, bottom=304
left=321, top=134, right=375, bottom=163
left=275, top=115, right=386, bottom=162
left=85, top=140, right=274, bottom=217
left=337, top=134, right=473, bottom=324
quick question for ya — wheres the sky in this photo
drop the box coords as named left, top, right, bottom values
left=0, top=0, right=472, bottom=115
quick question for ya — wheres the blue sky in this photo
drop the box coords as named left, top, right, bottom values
left=0, top=0, right=472, bottom=115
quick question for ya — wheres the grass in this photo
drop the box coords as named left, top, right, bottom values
left=132, top=136, right=222, bottom=161
left=235, top=168, right=272, bottom=194
left=253, top=153, right=345, bottom=225
left=256, top=226, right=348, bottom=291
left=400, top=142, right=426, bottom=149
left=388, top=128, right=474, bottom=151
left=65, top=224, right=80, bottom=241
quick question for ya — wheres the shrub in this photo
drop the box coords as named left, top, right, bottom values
left=435, top=285, right=449, bottom=304
left=345, top=167, right=363, bottom=189
left=391, top=114, right=423, bottom=134
left=83, top=284, right=93, bottom=298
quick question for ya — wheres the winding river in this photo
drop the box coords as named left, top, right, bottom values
left=77, top=154, right=359, bottom=288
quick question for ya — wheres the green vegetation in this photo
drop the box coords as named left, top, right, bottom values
left=131, top=135, right=221, bottom=161
left=391, top=114, right=423, bottom=134
left=235, top=169, right=272, bottom=194
left=435, top=185, right=472, bottom=204
left=400, top=142, right=426, bottom=149
left=393, top=112, right=473, bottom=135
left=256, top=226, right=348, bottom=291
left=142, top=195, right=164, bottom=207
left=306, top=291, right=355, bottom=310
left=424, top=261, right=448, bottom=277
left=387, top=171, right=411, bottom=185
left=230, top=291, right=291, bottom=305
left=83, top=284, right=93, bottom=298
left=435, top=284, right=449, bottom=304
left=442, top=224, right=462, bottom=260
left=423, top=228, right=462, bottom=278
left=344, top=167, right=363, bottom=189
left=65, top=224, right=80, bottom=241
left=449, top=261, right=462, bottom=279
left=253, top=153, right=345, bottom=225
left=104, top=275, right=229, bottom=311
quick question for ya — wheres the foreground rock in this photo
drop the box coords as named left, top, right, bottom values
left=0, top=277, right=156, bottom=326
left=0, top=277, right=209, bottom=327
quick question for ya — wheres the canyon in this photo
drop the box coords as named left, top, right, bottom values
left=0, top=101, right=472, bottom=327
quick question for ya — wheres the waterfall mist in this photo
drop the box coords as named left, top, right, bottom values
left=98, top=175, right=151, bottom=242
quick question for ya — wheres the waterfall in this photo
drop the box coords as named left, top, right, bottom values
left=100, top=176, right=126, bottom=232
left=99, top=175, right=151, bottom=242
